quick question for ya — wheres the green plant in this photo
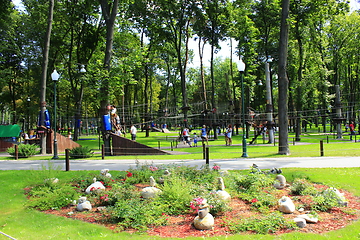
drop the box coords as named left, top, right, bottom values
left=107, top=198, right=167, bottom=231
left=7, top=144, right=38, bottom=158
left=69, top=146, right=94, bottom=159
left=225, top=212, right=297, bottom=234
left=311, top=189, right=344, bottom=211
left=155, top=176, right=193, bottom=215
left=26, top=182, right=78, bottom=210
left=290, top=178, right=318, bottom=196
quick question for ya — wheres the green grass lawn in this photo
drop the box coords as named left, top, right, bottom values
left=0, top=168, right=360, bottom=240
left=1, top=127, right=360, bottom=161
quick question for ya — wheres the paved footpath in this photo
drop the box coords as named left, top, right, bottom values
left=1, top=156, right=360, bottom=171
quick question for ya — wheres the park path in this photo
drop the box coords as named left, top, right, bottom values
left=1, top=155, right=360, bottom=171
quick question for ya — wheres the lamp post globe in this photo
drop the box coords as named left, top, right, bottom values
left=238, top=58, right=248, bottom=158
left=51, top=69, right=59, bottom=159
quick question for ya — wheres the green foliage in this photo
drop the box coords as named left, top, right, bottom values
left=69, top=146, right=94, bottom=159
left=26, top=182, right=77, bottom=210
left=290, top=178, right=318, bottom=196
left=155, top=176, right=193, bottom=215
left=7, top=144, right=38, bottom=158
left=311, top=189, right=343, bottom=212
left=107, top=198, right=167, bottom=231
left=234, top=172, right=274, bottom=191
left=225, top=212, right=297, bottom=234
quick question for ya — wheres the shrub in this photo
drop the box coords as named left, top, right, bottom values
left=225, top=212, right=297, bottom=234
left=290, top=178, right=318, bottom=196
left=107, top=198, right=167, bottom=231
left=311, top=189, right=343, bottom=211
left=7, top=144, right=38, bottom=158
left=69, top=146, right=93, bottom=159
left=26, top=182, right=78, bottom=210
left=155, top=176, right=193, bottom=215
left=234, top=172, right=274, bottom=191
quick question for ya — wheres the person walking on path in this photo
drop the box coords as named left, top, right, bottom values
left=182, top=127, right=192, bottom=147
left=130, top=125, right=137, bottom=141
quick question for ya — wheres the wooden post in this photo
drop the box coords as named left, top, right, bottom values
left=101, top=144, right=105, bottom=160
left=171, top=142, right=173, bottom=151
left=205, top=147, right=209, bottom=165
left=65, top=148, right=70, bottom=171
left=320, top=140, right=324, bottom=156
left=15, top=144, right=18, bottom=160
left=203, top=143, right=206, bottom=159
left=158, top=141, right=160, bottom=150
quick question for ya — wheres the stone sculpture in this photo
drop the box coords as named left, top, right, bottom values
left=193, top=199, right=215, bottom=230
left=100, top=169, right=112, bottom=178
left=216, top=177, right=231, bottom=201
left=76, top=197, right=92, bottom=212
left=274, top=175, right=287, bottom=189
left=278, top=196, right=295, bottom=214
left=141, top=176, right=162, bottom=199
left=85, top=177, right=106, bottom=194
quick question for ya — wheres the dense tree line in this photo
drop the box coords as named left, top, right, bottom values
left=0, top=0, right=358, bottom=153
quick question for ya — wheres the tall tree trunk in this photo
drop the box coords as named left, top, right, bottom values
left=278, top=0, right=290, bottom=155
left=39, top=0, right=54, bottom=154
left=198, top=38, right=208, bottom=111
left=99, top=0, right=119, bottom=155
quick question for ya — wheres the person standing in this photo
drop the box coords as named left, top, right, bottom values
left=201, top=125, right=208, bottom=145
left=225, top=124, right=232, bottom=146
left=130, top=125, right=137, bottom=141
left=350, top=121, right=355, bottom=141
left=193, top=132, right=198, bottom=147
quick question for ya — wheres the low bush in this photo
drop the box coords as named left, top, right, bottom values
left=225, top=212, right=297, bottom=234
left=69, top=146, right=93, bottom=158
left=26, top=182, right=78, bottom=210
left=7, top=144, right=38, bottom=158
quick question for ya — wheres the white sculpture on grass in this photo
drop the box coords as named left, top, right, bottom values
left=216, top=177, right=231, bottom=201
left=100, top=169, right=112, bottom=178
left=76, top=196, right=92, bottom=212
left=85, top=177, right=106, bottom=194
left=278, top=196, right=295, bottom=214
left=141, top=176, right=162, bottom=199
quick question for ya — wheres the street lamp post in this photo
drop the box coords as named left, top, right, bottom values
left=238, top=58, right=248, bottom=157
left=51, top=69, right=59, bottom=159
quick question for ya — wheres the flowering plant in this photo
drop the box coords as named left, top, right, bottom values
left=189, top=197, right=205, bottom=212
left=126, top=171, right=133, bottom=177
left=212, top=165, right=221, bottom=171
left=149, top=166, right=158, bottom=171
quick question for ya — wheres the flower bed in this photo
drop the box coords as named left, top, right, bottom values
left=25, top=163, right=360, bottom=238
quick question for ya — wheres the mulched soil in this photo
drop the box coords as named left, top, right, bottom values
left=42, top=184, right=360, bottom=238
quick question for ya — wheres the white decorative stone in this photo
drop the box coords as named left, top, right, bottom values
left=216, top=177, right=231, bottom=201
left=216, top=190, right=231, bottom=202
left=150, top=176, right=157, bottom=187
left=297, top=214, right=318, bottom=223
left=100, top=169, right=112, bottom=178
left=85, top=178, right=106, bottom=194
left=293, top=217, right=307, bottom=228
left=274, top=175, right=286, bottom=189
left=141, top=187, right=162, bottom=199
left=278, top=196, right=295, bottom=214
left=193, top=213, right=214, bottom=230
left=45, top=178, right=59, bottom=184
left=325, top=187, right=348, bottom=206
left=76, top=197, right=92, bottom=212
